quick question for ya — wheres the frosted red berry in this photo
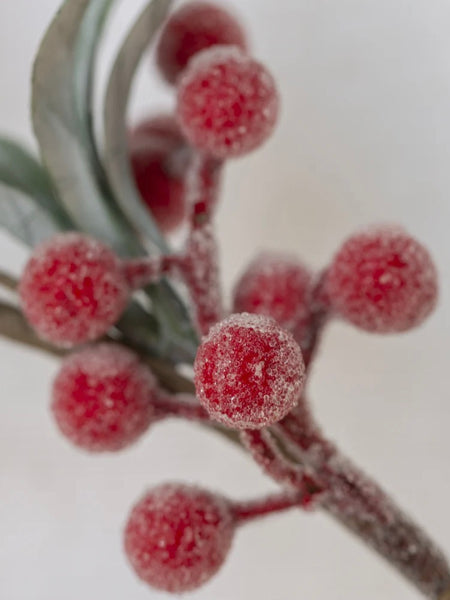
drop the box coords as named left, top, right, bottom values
left=194, top=313, right=305, bottom=429
left=52, top=344, right=157, bottom=452
left=177, top=46, right=280, bottom=158
left=130, top=115, right=190, bottom=233
left=156, top=1, right=247, bottom=85
left=326, top=226, right=439, bottom=333
left=19, top=233, right=129, bottom=347
left=124, top=483, right=235, bottom=593
left=233, top=252, right=312, bottom=333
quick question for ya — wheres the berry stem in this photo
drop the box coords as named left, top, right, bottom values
left=241, top=428, right=323, bottom=493
left=122, top=255, right=178, bottom=290
left=188, top=153, right=223, bottom=227
left=180, top=153, right=224, bottom=335
left=300, top=271, right=330, bottom=369
left=153, top=391, right=210, bottom=422
left=278, top=407, right=450, bottom=599
left=232, top=489, right=316, bottom=525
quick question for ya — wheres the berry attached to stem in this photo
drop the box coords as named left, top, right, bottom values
left=177, top=46, right=280, bottom=158
left=124, top=482, right=320, bottom=594
left=194, top=313, right=305, bottom=429
left=52, top=344, right=157, bottom=452
left=156, top=1, right=248, bottom=85
left=124, top=483, right=235, bottom=593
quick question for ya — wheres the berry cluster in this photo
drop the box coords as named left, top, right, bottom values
left=12, top=1, right=446, bottom=597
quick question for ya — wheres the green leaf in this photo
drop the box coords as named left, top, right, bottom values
left=31, top=0, right=140, bottom=255
left=103, top=0, right=198, bottom=359
left=0, top=183, right=62, bottom=247
left=103, top=0, right=173, bottom=252
left=0, top=137, right=73, bottom=229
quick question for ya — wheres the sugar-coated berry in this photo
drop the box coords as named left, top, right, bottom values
left=129, top=115, right=190, bottom=233
left=326, top=226, right=438, bottom=333
left=194, top=313, right=305, bottom=429
left=52, top=344, right=157, bottom=452
left=177, top=46, right=279, bottom=158
left=19, top=233, right=129, bottom=347
left=156, top=1, right=247, bottom=85
left=124, top=483, right=235, bottom=593
left=233, top=252, right=312, bottom=332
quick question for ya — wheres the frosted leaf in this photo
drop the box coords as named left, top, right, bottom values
left=194, top=313, right=305, bottom=429
left=124, top=483, right=235, bottom=593
left=52, top=344, right=157, bottom=452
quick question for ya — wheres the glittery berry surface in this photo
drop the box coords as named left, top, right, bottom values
left=52, top=344, right=156, bottom=452
left=326, top=226, right=438, bottom=333
left=156, top=1, right=247, bottom=85
left=124, top=483, right=235, bottom=593
left=19, top=233, right=129, bottom=347
left=233, top=252, right=312, bottom=331
left=194, top=313, right=305, bottom=429
left=177, top=46, right=279, bottom=158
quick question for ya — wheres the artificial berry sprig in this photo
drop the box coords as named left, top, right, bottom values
left=0, top=1, right=448, bottom=598
left=124, top=482, right=317, bottom=594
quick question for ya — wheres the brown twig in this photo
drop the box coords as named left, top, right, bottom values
left=0, top=301, right=64, bottom=357
left=0, top=271, right=19, bottom=293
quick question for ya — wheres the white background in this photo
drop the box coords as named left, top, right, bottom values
left=1, top=1, right=450, bottom=599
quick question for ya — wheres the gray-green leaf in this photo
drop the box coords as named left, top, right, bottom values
left=31, top=0, right=140, bottom=256
left=0, top=137, right=72, bottom=229
left=0, top=183, right=62, bottom=247
left=103, top=0, right=173, bottom=252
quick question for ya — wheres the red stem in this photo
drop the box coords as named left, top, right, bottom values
left=152, top=391, right=210, bottom=422
left=180, top=152, right=225, bottom=336
left=240, top=428, right=323, bottom=499
left=232, top=490, right=313, bottom=525
left=122, top=256, right=178, bottom=290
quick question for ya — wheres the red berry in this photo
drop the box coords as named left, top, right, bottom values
left=52, top=344, right=157, bottom=452
left=233, top=252, right=312, bottom=333
left=194, top=314, right=305, bottom=429
left=156, top=1, right=247, bottom=85
left=326, top=226, right=439, bottom=333
left=177, top=46, right=280, bottom=158
left=130, top=115, right=190, bottom=233
left=19, top=233, right=129, bottom=347
left=124, top=483, right=235, bottom=593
